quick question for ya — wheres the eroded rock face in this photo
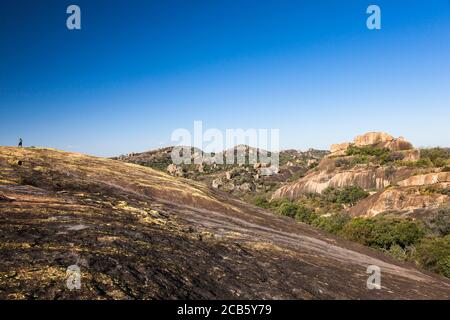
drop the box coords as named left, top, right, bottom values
left=398, top=172, right=450, bottom=187
left=272, top=166, right=413, bottom=200
left=349, top=187, right=450, bottom=217
left=401, top=149, right=421, bottom=162
left=346, top=170, right=450, bottom=217
left=330, top=142, right=351, bottom=155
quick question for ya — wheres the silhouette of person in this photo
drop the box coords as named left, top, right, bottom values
left=18, top=138, right=23, bottom=148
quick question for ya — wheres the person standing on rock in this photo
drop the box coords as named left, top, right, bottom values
left=18, top=138, right=23, bottom=148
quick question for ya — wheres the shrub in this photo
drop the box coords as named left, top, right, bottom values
left=294, top=205, right=317, bottom=224
left=397, top=158, right=434, bottom=168
left=351, top=155, right=371, bottom=166
left=346, top=145, right=390, bottom=157
left=253, top=196, right=271, bottom=209
left=433, top=158, right=448, bottom=167
left=341, top=216, right=424, bottom=250
left=424, top=208, right=450, bottom=237
left=335, top=158, right=350, bottom=168
left=415, top=158, right=434, bottom=168
left=276, top=201, right=317, bottom=223
left=387, top=244, right=408, bottom=261
left=322, top=186, right=369, bottom=206
left=380, top=151, right=405, bottom=164
left=416, top=235, right=450, bottom=278
left=340, top=218, right=374, bottom=245
left=420, top=147, right=450, bottom=161
left=311, top=212, right=351, bottom=234
left=278, top=202, right=298, bottom=218
left=420, top=148, right=450, bottom=165
left=393, top=219, right=425, bottom=248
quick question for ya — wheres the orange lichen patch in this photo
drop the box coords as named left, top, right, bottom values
left=3, top=266, right=66, bottom=282
left=2, top=193, right=76, bottom=206
left=97, top=236, right=121, bottom=243
left=0, top=266, right=68, bottom=297
left=246, top=241, right=296, bottom=256
left=0, top=242, right=33, bottom=250
left=0, top=179, right=15, bottom=185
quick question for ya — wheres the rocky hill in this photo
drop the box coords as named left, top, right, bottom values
left=1, top=146, right=450, bottom=299
left=116, top=146, right=329, bottom=200
left=272, top=132, right=450, bottom=218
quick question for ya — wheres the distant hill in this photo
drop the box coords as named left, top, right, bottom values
left=115, top=145, right=329, bottom=200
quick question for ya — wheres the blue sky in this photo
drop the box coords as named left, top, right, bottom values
left=1, top=0, right=449, bottom=156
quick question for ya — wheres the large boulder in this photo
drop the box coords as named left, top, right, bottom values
left=329, top=132, right=414, bottom=156
left=353, top=132, right=394, bottom=148
left=387, top=136, right=414, bottom=151
left=260, top=165, right=279, bottom=176
left=353, top=132, right=413, bottom=151
left=167, top=164, right=185, bottom=177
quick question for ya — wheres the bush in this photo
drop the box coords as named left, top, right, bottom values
left=322, top=186, right=369, bottom=206
left=349, top=155, right=370, bottom=166
left=414, top=158, right=434, bottom=168
left=420, top=148, right=450, bottom=166
left=380, top=151, right=405, bottom=164
left=253, top=196, right=271, bottom=209
left=433, top=158, right=448, bottom=167
left=416, top=235, right=450, bottom=278
left=424, top=208, right=450, bottom=237
left=341, top=216, right=424, bottom=250
left=335, top=158, right=350, bottom=168
left=346, top=145, right=390, bottom=157
left=421, top=148, right=449, bottom=159
left=311, top=212, right=351, bottom=234
left=387, top=244, right=408, bottom=261
left=278, top=202, right=298, bottom=218
left=277, top=201, right=317, bottom=223
left=393, top=219, right=425, bottom=248
left=397, top=158, right=433, bottom=168
left=295, top=205, right=317, bottom=224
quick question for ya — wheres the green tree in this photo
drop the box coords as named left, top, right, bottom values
left=416, top=235, right=450, bottom=278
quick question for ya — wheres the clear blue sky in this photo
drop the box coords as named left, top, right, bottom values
left=1, top=0, right=449, bottom=156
